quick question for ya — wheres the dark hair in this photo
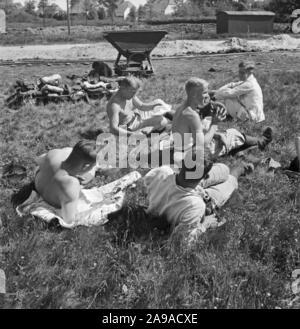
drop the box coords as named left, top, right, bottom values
left=118, top=76, right=141, bottom=89
left=70, top=140, right=97, bottom=163
left=92, top=61, right=112, bottom=77
left=181, top=147, right=214, bottom=179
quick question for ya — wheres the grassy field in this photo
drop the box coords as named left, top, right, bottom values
left=0, top=51, right=300, bottom=309
left=1, top=22, right=291, bottom=46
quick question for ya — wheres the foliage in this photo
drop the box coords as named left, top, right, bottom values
left=264, top=0, right=299, bottom=22
left=24, top=0, right=36, bottom=15
left=127, top=5, right=137, bottom=23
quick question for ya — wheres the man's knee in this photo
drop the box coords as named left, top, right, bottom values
left=153, top=115, right=168, bottom=128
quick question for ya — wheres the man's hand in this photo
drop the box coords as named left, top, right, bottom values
left=208, top=90, right=216, bottom=101
left=211, top=102, right=227, bottom=124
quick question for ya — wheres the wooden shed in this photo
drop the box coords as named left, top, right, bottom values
left=216, top=11, right=275, bottom=34
left=0, top=9, right=6, bottom=34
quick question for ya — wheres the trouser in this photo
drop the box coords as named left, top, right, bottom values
left=125, top=111, right=168, bottom=132
left=223, top=99, right=249, bottom=121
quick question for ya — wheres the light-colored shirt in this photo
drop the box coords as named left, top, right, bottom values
left=143, top=166, right=206, bottom=230
left=215, top=74, right=264, bottom=123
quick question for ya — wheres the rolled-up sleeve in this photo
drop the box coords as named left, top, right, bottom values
left=215, top=81, right=253, bottom=99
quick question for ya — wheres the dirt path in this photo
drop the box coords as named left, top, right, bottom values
left=0, top=34, right=299, bottom=62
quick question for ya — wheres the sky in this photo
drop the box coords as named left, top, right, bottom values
left=16, top=0, right=148, bottom=11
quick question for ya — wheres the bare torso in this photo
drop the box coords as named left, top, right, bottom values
left=172, top=103, right=196, bottom=151
left=107, top=93, right=136, bottom=126
left=34, top=147, right=79, bottom=208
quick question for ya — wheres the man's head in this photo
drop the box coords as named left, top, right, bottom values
left=238, top=60, right=255, bottom=81
left=185, top=78, right=209, bottom=108
left=118, top=76, right=142, bottom=100
left=65, top=140, right=97, bottom=175
left=177, top=147, right=214, bottom=187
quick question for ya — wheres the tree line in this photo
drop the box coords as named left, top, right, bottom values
left=0, top=0, right=298, bottom=23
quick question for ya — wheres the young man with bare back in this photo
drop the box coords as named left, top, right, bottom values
left=12, top=140, right=97, bottom=226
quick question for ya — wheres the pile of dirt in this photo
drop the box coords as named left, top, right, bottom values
left=222, top=37, right=258, bottom=52
left=262, top=34, right=300, bottom=51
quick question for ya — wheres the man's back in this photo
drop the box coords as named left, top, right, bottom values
left=172, top=103, right=199, bottom=151
left=35, top=147, right=78, bottom=208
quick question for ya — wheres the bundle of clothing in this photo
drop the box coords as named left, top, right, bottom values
left=5, top=68, right=117, bottom=110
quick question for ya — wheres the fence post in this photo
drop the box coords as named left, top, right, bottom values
left=67, top=0, right=71, bottom=35
left=296, top=137, right=300, bottom=172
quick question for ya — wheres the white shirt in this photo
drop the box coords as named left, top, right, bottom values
left=143, top=166, right=206, bottom=230
left=215, top=74, right=265, bottom=123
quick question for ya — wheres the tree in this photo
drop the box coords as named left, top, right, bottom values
left=137, top=5, right=146, bottom=21
left=265, top=0, right=299, bottom=20
left=97, top=6, right=106, bottom=19
left=98, top=0, right=118, bottom=24
left=0, top=0, right=21, bottom=15
left=127, top=5, right=137, bottom=23
left=24, top=0, right=36, bottom=15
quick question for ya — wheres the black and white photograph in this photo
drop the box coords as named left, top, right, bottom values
left=0, top=0, right=300, bottom=313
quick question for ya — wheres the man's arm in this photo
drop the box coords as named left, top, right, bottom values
left=35, top=153, right=47, bottom=167
left=188, top=112, right=205, bottom=150
left=132, top=96, right=165, bottom=112
left=215, top=81, right=253, bottom=99
left=58, top=177, right=81, bottom=225
left=107, top=103, right=134, bottom=136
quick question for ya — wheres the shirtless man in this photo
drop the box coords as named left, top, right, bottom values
left=106, top=76, right=169, bottom=136
left=12, top=140, right=97, bottom=226
left=171, top=78, right=225, bottom=168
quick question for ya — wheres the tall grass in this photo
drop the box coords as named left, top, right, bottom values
left=0, top=52, right=300, bottom=308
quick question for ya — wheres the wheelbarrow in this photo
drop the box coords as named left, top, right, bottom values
left=103, top=30, right=168, bottom=77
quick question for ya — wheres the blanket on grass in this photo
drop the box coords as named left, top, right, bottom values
left=16, top=171, right=141, bottom=228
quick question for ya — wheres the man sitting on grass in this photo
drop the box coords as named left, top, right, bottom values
left=144, top=148, right=254, bottom=245
left=210, top=61, right=265, bottom=123
left=12, top=140, right=97, bottom=226
left=106, top=76, right=170, bottom=137
left=170, top=77, right=271, bottom=166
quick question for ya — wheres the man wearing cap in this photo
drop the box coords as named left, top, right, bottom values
left=211, top=61, right=265, bottom=123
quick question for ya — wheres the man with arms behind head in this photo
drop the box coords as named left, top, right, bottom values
left=144, top=148, right=254, bottom=246
left=12, top=140, right=97, bottom=226
left=211, top=61, right=264, bottom=123
left=106, top=76, right=170, bottom=136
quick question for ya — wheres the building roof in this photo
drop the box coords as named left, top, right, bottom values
left=219, top=11, right=275, bottom=16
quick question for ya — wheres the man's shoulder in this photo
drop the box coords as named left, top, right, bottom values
left=181, top=107, right=199, bottom=120
left=144, top=166, right=174, bottom=186
left=106, top=95, right=121, bottom=111
left=54, top=171, right=80, bottom=199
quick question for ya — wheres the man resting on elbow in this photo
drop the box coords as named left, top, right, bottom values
left=12, top=140, right=98, bottom=227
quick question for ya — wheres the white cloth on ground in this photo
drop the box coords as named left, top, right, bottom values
left=215, top=74, right=264, bottom=123
left=16, top=171, right=141, bottom=228
left=207, top=128, right=245, bottom=157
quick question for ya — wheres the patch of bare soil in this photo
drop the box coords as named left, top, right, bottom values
left=0, top=34, right=299, bottom=62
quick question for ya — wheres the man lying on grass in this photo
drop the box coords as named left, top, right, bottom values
left=12, top=140, right=97, bottom=226
left=170, top=77, right=272, bottom=166
left=210, top=61, right=265, bottom=123
left=144, top=148, right=254, bottom=245
left=106, top=76, right=170, bottom=137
